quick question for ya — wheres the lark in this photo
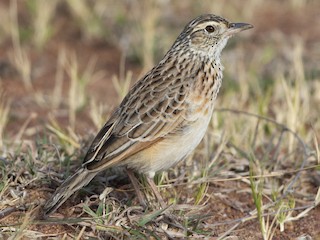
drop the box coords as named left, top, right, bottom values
left=44, top=14, right=253, bottom=215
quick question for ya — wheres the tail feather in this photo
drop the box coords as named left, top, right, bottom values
left=44, top=168, right=97, bottom=215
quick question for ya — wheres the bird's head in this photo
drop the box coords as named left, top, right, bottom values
left=173, top=14, right=253, bottom=59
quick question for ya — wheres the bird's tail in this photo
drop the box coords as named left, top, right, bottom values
left=44, top=168, right=97, bottom=216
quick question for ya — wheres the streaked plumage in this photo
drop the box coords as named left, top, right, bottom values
left=44, top=14, right=252, bottom=215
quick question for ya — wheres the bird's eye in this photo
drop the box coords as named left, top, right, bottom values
left=205, top=25, right=215, bottom=33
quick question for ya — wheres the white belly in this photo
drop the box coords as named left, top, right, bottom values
left=128, top=112, right=212, bottom=178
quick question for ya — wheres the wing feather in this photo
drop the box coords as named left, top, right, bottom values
left=83, top=59, right=201, bottom=170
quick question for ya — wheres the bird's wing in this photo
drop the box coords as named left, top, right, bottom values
left=83, top=61, right=199, bottom=171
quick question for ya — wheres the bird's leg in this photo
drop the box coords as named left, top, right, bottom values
left=146, top=177, right=167, bottom=209
left=125, top=168, right=147, bottom=208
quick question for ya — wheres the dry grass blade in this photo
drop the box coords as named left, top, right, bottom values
left=112, top=54, right=133, bottom=102
left=9, top=0, right=33, bottom=91
left=64, top=53, right=98, bottom=129
left=0, top=91, right=10, bottom=149
left=89, top=98, right=109, bottom=130
left=31, top=0, right=58, bottom=49
left=67, top=0, right=105, bottom=39
left=137, top=205, right=172, bottom=227
left=52, top=48, right=67, bottom=109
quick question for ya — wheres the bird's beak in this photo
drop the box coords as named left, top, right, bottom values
left=225, top=22, right=253, bottom=36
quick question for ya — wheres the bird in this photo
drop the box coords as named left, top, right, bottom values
left=44, top=14, right=253, bottom=215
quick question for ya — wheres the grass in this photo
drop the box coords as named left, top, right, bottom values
left=9, top=0, right=33, bottom=91
left=0, top=0, right=319, bottom=239
left=64, top=52, right=97, bottom=130
left=0, top=91, right=10, bottom=149
left=111, top=54, right=133, bottom=101
left=27, top=0, right=57, bottom=49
